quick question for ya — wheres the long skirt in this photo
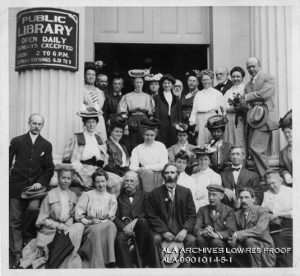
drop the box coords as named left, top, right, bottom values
left=224, top=113, right=247, bottom=154
left=195, top=111, right=216, bottom=146
left=79, top=221, right=117, bottom=268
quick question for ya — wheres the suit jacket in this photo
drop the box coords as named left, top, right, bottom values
left=279, top=145, right=292, bottom=178
left=193, top=202, right=237, bottom=240
left=9, top=132, right=54, bottom=198
left=154, top=91, right=181, bottom=148
left=114, top=190, right=147, bottom=231
left=235, top=205, right=274, bottom=246
left=244, top=72, right=278, bottom=131
left=103, top=90, right=123, bottom=119
left=146, top=184, right=196, bottom=234
left=221, top=166, right=262, bottom=205
left=210, top=140, right=232, bottom=165
left=215, top=79, right=233, bottom=95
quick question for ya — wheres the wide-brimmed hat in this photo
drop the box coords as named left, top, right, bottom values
left=160, top=74, right=176, bottom=85
left=247, top=104, right=269, bottom=129
left=173, top=121, right=189, bottom=133
left=128, top=69, right=150, bottom=78
left=76, top=104, right=101, bottom=118
left=144, top=73, right=163, bottom=82
left=161, top=241, right=184, bottom=268
left=205, top=115, right=227, bottom=130
left=191, top=146, right=216, bottom=156
left=140, top=118, right=161, bottom=130
left=21, top=186, right=48, bottom=200
left=279, top=109, right=292, bottom=130
left=207, top=184, right=225, bottom=193
left=109, top=113, right=127, bottom=129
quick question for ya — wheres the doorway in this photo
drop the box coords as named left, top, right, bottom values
left=94, top=43, right=209, bottom=93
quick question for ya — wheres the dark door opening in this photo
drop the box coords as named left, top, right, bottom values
left=95, top=43, right=209, bottom=93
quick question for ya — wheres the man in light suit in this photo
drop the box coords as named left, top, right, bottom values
left=243, top=57, right=278, bottom=181
left=229, top=187, right=276, bottom=267
left=146, top=164, right=196, bottom=268
left=220, top=146, right=262, bottom=207
left=9, top=113, right=54, bottom=268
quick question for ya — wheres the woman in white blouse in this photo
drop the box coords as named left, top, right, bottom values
left=191, top=147, right=222, bottom=212
left=75, top=169, right=118, bottom=268
left=223, top=66, right=247, bottom=152
left=189, top=70, right=225, bottom=146
left=129, top=119, right=168, bottom=192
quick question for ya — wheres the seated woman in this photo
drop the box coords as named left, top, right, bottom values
left=75, top=169, right=118, bottom=268
left=129, top=119, right=168, bottom=192
left=168, top=122, right=196, bottom=174
left=279, top=109, right=292, bottom=186
left=191, top=147, right=222, bottom=212
left=62, top=106, right=121, bottom=194
left=33, top=168, right=84, bottom=268
left=104, top=115, right=130, bottom=177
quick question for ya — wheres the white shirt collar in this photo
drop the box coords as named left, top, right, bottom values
left=29, top=132, right=39, bottom=144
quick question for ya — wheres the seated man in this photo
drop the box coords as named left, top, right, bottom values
left=230, top=187, right=276, bottom=267
left=114, top=171, right=150, bottom=268
left=262, top=171, right=293, bottom=267
left=220, top=146, right=261, bottom=207
left=193, top=184, right=237, bottom=267
left=146, top=164, right=196, bottom=268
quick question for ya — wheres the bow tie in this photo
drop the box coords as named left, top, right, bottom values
left=232, top=167, right=241, bottom=172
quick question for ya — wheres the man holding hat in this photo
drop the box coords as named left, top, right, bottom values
left=243, top=57, right=278, bottom=181
left=193, top=184, right=237, bottom=267
left=9, top=113, right=54, bottom=268
left=146, top=164, right=196, bottom=268
left=278, top=109, right=292, bottom=186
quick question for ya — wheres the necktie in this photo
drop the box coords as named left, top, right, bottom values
left=168, top=189, right=175, bottom=201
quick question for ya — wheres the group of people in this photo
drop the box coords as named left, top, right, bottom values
left=9, top=55, right=293, bottom=269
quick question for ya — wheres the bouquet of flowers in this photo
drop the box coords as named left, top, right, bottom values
left=227, top=93, right=244, bottom=127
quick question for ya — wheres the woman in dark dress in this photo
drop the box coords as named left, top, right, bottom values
left=153, top=74, right=181, bottom=148
left=104, top=115, right=130, bottom=177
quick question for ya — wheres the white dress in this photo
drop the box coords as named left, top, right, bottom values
left=223, top=83, right=247, bottom=151
left=191, top=168, right=222, bottom=212
left=189, top=87, right=225, bottom=146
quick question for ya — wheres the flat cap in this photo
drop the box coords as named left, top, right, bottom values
left=206, top=184, right=225, bottom=193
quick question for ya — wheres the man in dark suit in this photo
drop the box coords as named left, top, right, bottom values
left=114, top=171, right=150, bottom=268
left=214, top=67, right=233, bottom=95
left=146, top=164, right=196, bottom=268
left=243, top=57, right=278, bottom=181
left=229, top=187, right=276, bottom=267
left=221, top=146, right=262, bottom=207
left=9, top=113, right=54, bottom=268
left=193, top=184, right=237, bottom=267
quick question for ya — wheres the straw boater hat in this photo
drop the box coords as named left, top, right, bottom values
left=144, top=73, right=163, bottom=82
left=21, top=186, right=48, bottom=200
left=247, top=104, right=269, bottom=129
left=76, top=104, right=102, bottom=118
left=279, top=109, right=292, bottom=130
left=128, top=69, right=151, bottom=78
left=205, top=115, right=228, bottom=130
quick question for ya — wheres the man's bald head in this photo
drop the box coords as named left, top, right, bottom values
left=246, top=57, right=261, bottom=77
left=28, top=113, right=44, bottom=135
left=215, top=67, right=229, bottom=84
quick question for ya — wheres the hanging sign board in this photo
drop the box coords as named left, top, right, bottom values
left=15, top=8, right=79, bottom=71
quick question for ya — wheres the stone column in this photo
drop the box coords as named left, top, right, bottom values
left=249, top=6, right=292, bottom=154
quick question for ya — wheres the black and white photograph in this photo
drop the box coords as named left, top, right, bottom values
left=2, top=1, right=300, bottom=275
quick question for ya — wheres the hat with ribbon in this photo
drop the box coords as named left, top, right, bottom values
left=279, top=109, right=292, bottom=130
left=247, top=104, right=269, bottom=129
left=128, top=68, right=151, bottom=78
left=21, top=186, right=48, bottom=200
left=140, top=118, right=161, bottom=130
left=191, top=145, right=216, bottom=156
left=205, top=115, right=228, bottom=130
left=161, top=241, right=184, bottom=268
left=76, top=104, right=102, bottom=118
left=144, top=73, right=163, bottom=82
